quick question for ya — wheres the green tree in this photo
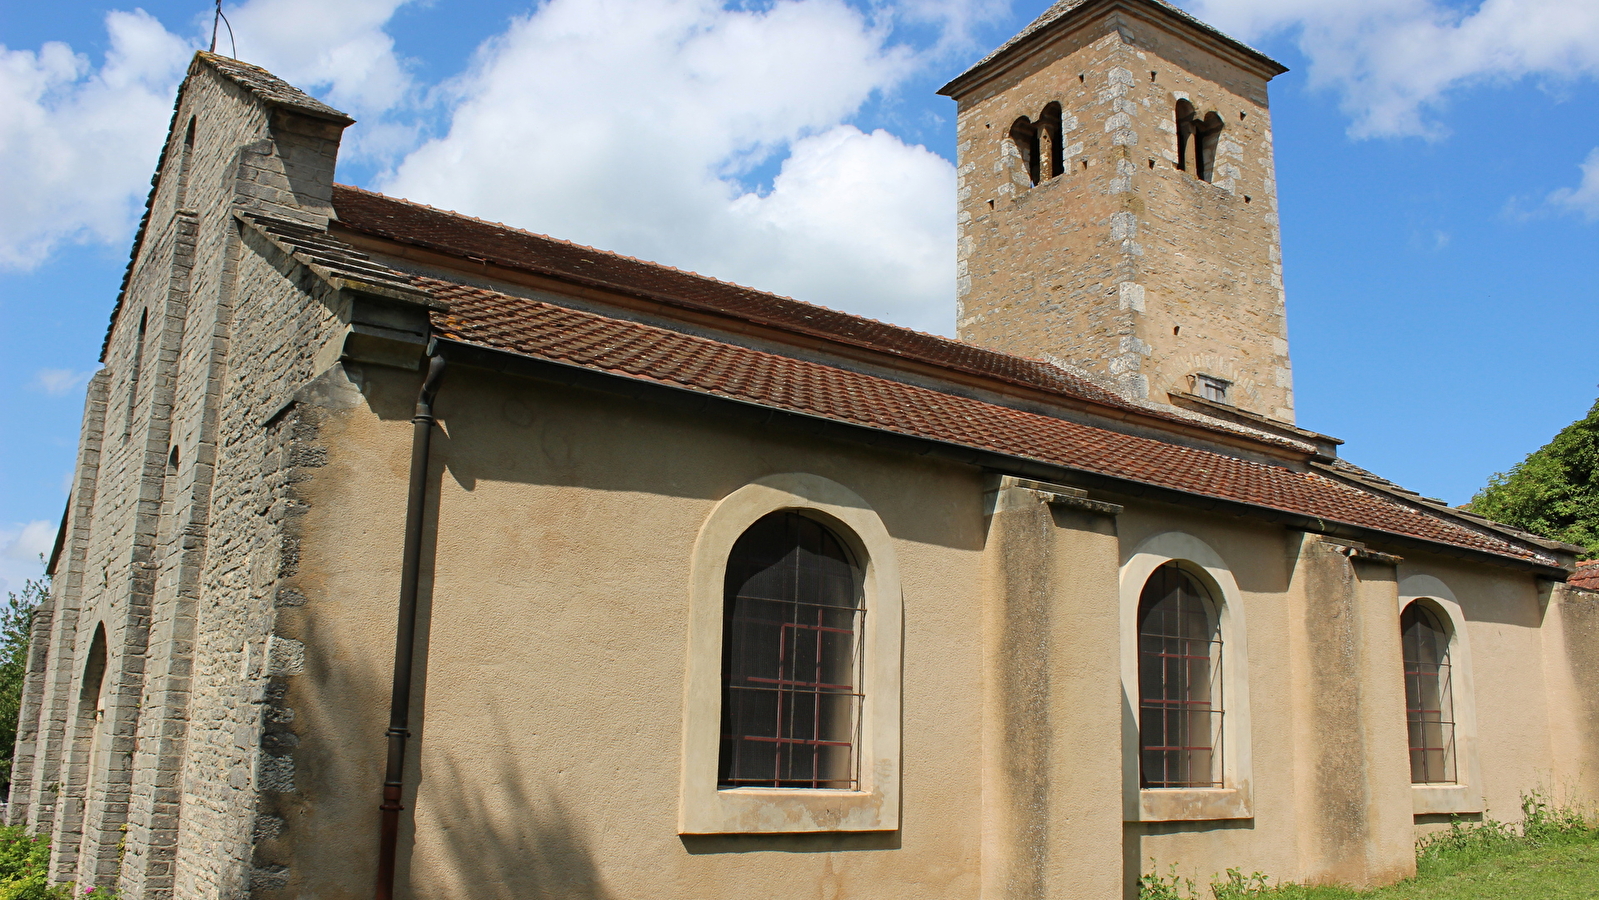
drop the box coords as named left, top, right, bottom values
left=0, top=575, right=44, bottom=793
left=1469, top=398, right=1599, bottom=559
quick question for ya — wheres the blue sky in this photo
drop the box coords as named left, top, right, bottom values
left=1, top=0, right=1596, bottom=593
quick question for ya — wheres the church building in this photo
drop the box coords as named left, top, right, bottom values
left=12, top=1, right=1598, bottom=898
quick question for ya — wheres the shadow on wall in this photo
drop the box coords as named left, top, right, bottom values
left=407, top=744, right=616, bottom=900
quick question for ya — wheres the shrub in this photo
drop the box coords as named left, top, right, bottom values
left=0, top=826, right=115, bottom=900
left=0, top=825, right=52, bottom=900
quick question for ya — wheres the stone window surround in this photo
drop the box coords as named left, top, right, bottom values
left=1398, top=575, right=1484, bottom=817
left=1120, top=531, right=1254, bottom=822
left=678, top=473, right=903, bottom=835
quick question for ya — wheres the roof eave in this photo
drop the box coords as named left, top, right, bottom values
left=432, top=334, right=1564, bottom=579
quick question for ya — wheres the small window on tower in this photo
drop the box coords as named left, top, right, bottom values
left=1175, top=102, right=1225, bottom=184
left=1038, top=102, right=1064, bottom=179
left=1008, top=116, right=1040, bottom=186
left=1196, top=374, right=1231, bottom=403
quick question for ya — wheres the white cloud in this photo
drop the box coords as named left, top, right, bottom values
left=723, top=125, right=955, bottom=328
left=223, top=0, right=417, bottom=119
left=887, top=0, right=1016, bottom=57
left=1549, top=147, right=1599, bottom=220
left=0, top=0, right=416, bottom=270
left=1189, top=0, right=1599, bottom=138
left=0, top=521, right=55, bottom=599
left=30, top=368, right=91, bottom=397
left=0, top=10, right=192, bottom=270
left=383, top=0, right=957, bottom=332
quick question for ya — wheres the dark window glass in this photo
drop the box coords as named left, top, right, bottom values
left=719, top=512, right=863, bottom=790
left=1402, top=603, right=1456, bottom=784
left=1138, top=562, right=1223, bottom=788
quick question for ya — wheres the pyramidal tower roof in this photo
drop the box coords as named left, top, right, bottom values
left=940, top=0, right=1285, bottom=97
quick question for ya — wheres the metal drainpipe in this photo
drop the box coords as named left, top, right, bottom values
left=376, top=346, right=447, bottom=900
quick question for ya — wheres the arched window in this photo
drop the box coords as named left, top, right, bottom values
left=1009, top=116, right=1040, bottom=186
left=1401, top=602, right=1456, bottom=784
left=1175, top=102, right=1225, bottom=183
left=75, top=625, right=109, bottom=802
left=719, top=511, right=864, bottom=790
left=1175, top=100, right=1197, bottom=175
left=1138, top=562, right=1223, bottom=788
left=122, top=309, right=147, bottom=442
left=1197, top=111, right=1224, bottom=182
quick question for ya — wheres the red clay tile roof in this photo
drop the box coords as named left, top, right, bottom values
left=332, top=184, right=1315, bottom=453
left=1572, top=561, right=1599, bottom=591
left=423, top=276, right=1553, bottom=567
left=333, top=186, right=1130, bottom=407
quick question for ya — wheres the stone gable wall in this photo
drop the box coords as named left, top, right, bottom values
left=10, top=57, right=352, bottom=900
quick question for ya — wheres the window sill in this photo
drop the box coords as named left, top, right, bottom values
left=1412, top=784, right=1481, bottom=816
left=679, top=786, right=895, bottom=835
left=1134, top=787, right=1252, bottom=823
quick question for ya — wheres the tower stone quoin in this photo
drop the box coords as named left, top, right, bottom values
left=942, top=0, right=1296, bottom=423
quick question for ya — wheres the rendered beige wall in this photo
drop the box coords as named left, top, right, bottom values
left=1396, top=557, right=1559, bottom=822
left=278, top=359, right=1580, bottom=900
left=285, top=362, right=998, bottom=899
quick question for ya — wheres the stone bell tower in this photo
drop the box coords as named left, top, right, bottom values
left=941, top=0, right=1296, bottom=423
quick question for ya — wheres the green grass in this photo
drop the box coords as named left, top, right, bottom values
left=1252, top=840, right=1599, bottom=900
left=1141, top=796, right=1599, bottom=900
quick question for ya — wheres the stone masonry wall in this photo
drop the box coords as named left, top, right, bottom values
left=9, top=370, right=108, bottom=836
left=169, top=234, right=349, bottom=900
left=953, top=16, right=1295, bottom=422
left=12, top=55, right=352, bottom=900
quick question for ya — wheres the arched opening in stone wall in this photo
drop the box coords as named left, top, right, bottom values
left=76, top=626, right=109, bottom=796
left=1009, top=116, right=1040, bottom=186
left=122, top=310, right=147, bottom=443
left=54, top=624, right=110, bottom=879
left=1175, top=99, right=1197, bottom=174
left=1197, top=111, right=1225, bottom=183
left=1175, top=102, right=1225, bottom=184
left=1038, top=101, right=1064, bottom=179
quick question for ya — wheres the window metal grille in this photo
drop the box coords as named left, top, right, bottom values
left=720, top=512, right=864, bottom=790
left=1138, top=563, right=1224, bottom=789
left=1402, top=603, right=1456, bottom=784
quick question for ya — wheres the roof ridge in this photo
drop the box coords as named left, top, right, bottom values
left=1316, top=458, right=1581, bottom=560
left=332, top=184, right=1326, bottom=453
left=195, top=51, right=354, bottom=125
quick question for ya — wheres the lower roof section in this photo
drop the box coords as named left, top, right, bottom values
left=419, top=275, right=1560, bottom=573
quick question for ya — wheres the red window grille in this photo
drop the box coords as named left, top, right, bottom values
left=719, top=512, right=864, bottom=790
left=1138, top=562, right=1224, bottom=789
left=1401, top=603, right=1456, bottom=784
